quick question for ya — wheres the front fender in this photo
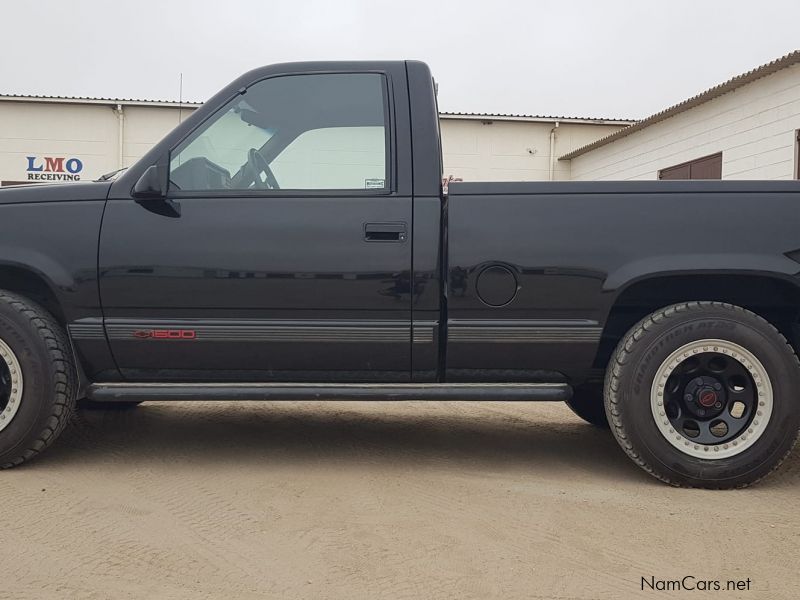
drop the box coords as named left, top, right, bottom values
left=0, top=200, right=105, bottom=323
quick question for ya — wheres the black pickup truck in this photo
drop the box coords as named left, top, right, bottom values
left=1, top=60, right=799, bottom=488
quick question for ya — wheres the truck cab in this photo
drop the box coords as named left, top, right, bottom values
left=99, top=61, right=444, bottom=383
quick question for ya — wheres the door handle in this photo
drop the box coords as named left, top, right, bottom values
left=364, top=222, right=407, bottom=242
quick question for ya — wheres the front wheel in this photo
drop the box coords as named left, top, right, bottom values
left=0, top=291, right=77, bottom=468
left=605, top=302, right=800, bottom=488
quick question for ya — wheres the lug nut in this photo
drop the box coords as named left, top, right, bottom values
left=685, top=394, right=693, bottom=402
left=713, top=383, right=722, bottom=391
left=695, top=378, right=704, bottom=385
left=714, top=401, right=722, bottom=409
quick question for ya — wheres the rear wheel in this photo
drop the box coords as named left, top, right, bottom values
left=605, top=302, right=800, bottom=488
left=0, top=291, right=77, bottom=468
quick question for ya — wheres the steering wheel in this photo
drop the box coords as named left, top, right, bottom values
left=246, top=148, right=280, bottom=190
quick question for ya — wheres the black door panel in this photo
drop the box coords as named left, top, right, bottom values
left=99, top=195, right=412, bottom=380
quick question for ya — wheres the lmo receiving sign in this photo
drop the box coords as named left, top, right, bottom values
left=26, top=156, right=84, bottom=182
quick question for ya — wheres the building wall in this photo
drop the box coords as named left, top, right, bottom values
left=569, top=63, right=800, bottom=181
left=121, top=105, right=188, bottom=168
left=0, top=98, right=626, bottom=185
left=0, top=101, right=119, bottom=184
left=6, top=62, right=800, bottom=187
left=440, top=119, right=624, bottom=181
left=0, top=101, right=190, bottom=184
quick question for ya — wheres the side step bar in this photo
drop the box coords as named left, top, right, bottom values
left=86, top=382, right=572, bottom=403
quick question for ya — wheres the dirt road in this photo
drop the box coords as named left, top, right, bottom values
left=0, top=401, right=797, bottom=599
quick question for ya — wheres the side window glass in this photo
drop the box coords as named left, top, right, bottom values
left=270, top=126, right=386, bottom=189
left=169, top=73, right=388, bottom=192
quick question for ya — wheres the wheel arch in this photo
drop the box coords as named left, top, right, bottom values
left=595, top=271, right=800, bottom=370
left=0, top=263, right=67, bottom=326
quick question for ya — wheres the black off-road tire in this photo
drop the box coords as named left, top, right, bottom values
left=0, top=291, right=78, bottom=468
left=565, top=383, right=609, bottom=428
left=605, top=301, right=800, bottom=489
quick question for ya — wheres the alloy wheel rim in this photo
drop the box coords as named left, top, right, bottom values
left=0, top=337, right=23, bottom=433
left=650, top=339, right=773, bottom=459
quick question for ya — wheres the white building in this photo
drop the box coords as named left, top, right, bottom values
left=2, top=49, right=799, bottom=186
left=0, top=95, right=629, bottom=187
left=563, top=50, right=800, bottom=181
left=438, top=114, right=626, bottom=181
left=0, top=98, right=198, bottom=186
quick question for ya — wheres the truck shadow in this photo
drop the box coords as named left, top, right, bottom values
left=39, top=401, right=800, bottom=488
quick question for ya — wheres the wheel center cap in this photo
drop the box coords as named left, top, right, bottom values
left=698, top=389, right=718, bottom=407
left=683, top=376, right=726, bottom=418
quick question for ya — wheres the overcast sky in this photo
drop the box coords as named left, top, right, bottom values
left=1, top=0, right=798, bottom=120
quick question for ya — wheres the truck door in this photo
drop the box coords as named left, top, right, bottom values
left=99, top=69, right=413, bottom=381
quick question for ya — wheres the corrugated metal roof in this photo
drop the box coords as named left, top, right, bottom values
left=560, top=49, right=800, bottom=160
left=0, top=94, right=203, bottom=108
left=0, top=94, right=633, bottom=124
left=440, top=111, right=634, bottom=125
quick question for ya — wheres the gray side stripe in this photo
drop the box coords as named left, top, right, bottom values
left=107, top=324, right=410, bottom=343
left=70, top=319, right=599, bottom=344
left=70, top=320, right=438, bottom=344
left=412, top=321, right=437, bottom=344
left=67, top=323, right=105, bottom=340
left=448, top=322, right=602, bottom=343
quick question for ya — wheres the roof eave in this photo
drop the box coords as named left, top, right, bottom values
left=440, top=112, right=634, bottom=125
left=0, top=95, right=203, bottom=108
left=559, top=49, right=800, bottom=161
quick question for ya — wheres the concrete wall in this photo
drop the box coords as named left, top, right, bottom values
left=0, top=101, right=190, bottom=184
left=569, top=63, right=800, bottom=181
left=7, top=62, right=800, bottom=187
left=122, top=105, right=188, bottom=168
left=0, top=97, right=625, bottom=186
left=440, top=118, right=624, bottom=181
left=0, top=101, right=119, bottom=183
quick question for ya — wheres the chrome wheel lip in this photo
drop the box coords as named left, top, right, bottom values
left=650, top=338, right=773, bottom=460
left=0, top=337, right=23, bottom=433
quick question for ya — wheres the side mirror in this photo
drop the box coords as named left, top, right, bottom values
left=132, top=165, right=165, bottom=199
left=132, top=164, right=181, bottom=217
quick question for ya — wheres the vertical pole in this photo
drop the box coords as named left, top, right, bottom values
left=178, top=73, right=184, bottom=124
left=116, top=104, right=125, bottom=170
left=549, top=121, right=560, bottom=181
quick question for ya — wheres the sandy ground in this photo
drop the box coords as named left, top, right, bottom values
left=0, top=401, right=797, bottom=600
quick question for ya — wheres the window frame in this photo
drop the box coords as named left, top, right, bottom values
left=166, top=71, right=396, bottom=199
